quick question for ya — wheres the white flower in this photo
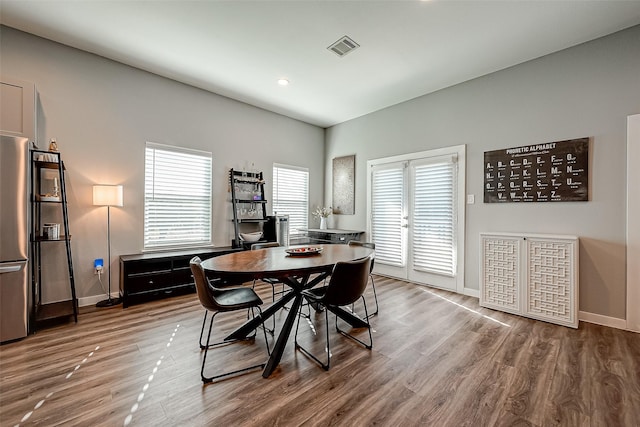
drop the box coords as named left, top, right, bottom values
left=312, top=206, right=332, bottom=218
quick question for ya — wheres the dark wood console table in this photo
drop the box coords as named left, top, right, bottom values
left=303, top=228, right=364, bottom=244
left=119, top=247, right=241, bottom=307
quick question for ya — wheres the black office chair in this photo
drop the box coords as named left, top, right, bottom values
left=348, top=240, right=379, bottom=317
left=190, top=256, right=270, bottom=383
left=294, top=255, right=373, bottom=370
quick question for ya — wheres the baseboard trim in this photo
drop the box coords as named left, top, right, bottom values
left=463, top=288, right=479, bottom=298
left=78, top=293, right=119, bottom=307
left=578, top=311, right=628, bottom=330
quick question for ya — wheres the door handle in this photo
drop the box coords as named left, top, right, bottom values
left=0, top=264, right=23, bottom=274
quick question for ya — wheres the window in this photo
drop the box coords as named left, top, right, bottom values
left=371, top=162, right=406, bottom=267
left=144, top=142, right=212, bottom=250
left=411, top=155, right=457, bottom=277
left=272, top=163, right=309, bottom=235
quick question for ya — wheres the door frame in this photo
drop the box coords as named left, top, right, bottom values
left=627, top=114, right=640, bottom=332
left=366, top=145, right=466, bottom=294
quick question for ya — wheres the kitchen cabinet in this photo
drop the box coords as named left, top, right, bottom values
left=0, top=76, right=35, bottom=141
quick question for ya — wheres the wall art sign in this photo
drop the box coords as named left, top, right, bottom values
left=332, top=154, right=355, bottom=214
left=484, top=137, right=589, bottom=203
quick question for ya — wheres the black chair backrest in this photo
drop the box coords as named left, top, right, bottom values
left=322, top=255, right=373, bottom=307
left=190, top=256, right=222, bottom=312
left=251, top=242, right=280, bottom=250
left=348, top=240, right=375, bottom=273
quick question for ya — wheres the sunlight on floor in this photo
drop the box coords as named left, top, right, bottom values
left=16, top=345, right=101, bottom=426
left=421, top=288, right=511, bottom=327
left=123, top=324, right=180, bottom=427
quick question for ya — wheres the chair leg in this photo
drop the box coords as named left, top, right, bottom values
left=294, top=302, right=331, bottom=370
left=199, top=310, right=209, bottom=349
left=336, top=296, right=373, bottom=350
left=368, top=275, right=379, bottom=318
left=350, top=275, right=379, bottom=319
left=255, top=306, right=271, bottom=357
left=253, top=279, right=276, bottom=335
left=200, top=310, right=267, bottom=384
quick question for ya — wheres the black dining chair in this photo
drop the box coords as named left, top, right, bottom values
left=250, top=242, right=284, bottom=301
left=250, top=241, right=283, bottom=333
left=294, top=254, right=373, bottom=370
left=348, top=240, right=379, bottom=317
left=190, top=256, right=270, bottom=383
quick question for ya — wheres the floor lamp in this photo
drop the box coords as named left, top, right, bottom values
left=93, top=184, right=124, bottom=307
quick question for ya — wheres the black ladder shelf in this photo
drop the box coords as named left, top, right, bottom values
left=229, top=168, right=268, bottom=249
left=30, top=150, right=78, bottom=328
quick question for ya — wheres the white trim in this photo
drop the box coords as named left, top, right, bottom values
left=579, top=311, right=628, bottom=331
left=627, top=114, right=640, bottom=332
left=464, top=288, right=479, bottom=298
left=146, top=141, right=212, bottom=158
left=367, top=144, right=466, bottom=294
left=78, top=293, right=120, bottom=307
left=368, top=145, right=464, bottom=167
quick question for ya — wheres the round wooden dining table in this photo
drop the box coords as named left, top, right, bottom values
left=201, top=244, right=374, bottom=378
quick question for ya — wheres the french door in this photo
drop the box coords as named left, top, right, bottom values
left=368, top=146, right=465, bottom=293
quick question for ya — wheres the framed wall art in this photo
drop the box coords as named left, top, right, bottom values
left=332, top=154, right=355, bottom=214
left=484, top=137, right=589, bottom=203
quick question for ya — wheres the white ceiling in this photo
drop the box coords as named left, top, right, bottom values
left=2, top=1, right=640, bottom=128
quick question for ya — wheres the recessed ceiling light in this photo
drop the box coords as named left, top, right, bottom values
left=277, top=78, right=289, bottom=86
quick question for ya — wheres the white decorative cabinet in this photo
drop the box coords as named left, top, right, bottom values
left=480, top=233, right=579, bottom=328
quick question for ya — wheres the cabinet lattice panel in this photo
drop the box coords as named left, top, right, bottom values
left=482, top=238, right=520, bottom=312
left=526, top=240, right=573, bottom=323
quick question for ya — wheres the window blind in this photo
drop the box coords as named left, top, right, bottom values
left=144, top=142, right=212, bottom=249
left=371, top=164, right=405, bottom=267
left=412, top=157, right=457, bottom=276
left=272, top=164, right=309, bottom=235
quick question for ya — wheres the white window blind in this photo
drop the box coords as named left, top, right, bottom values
left=412, top=156, right=457, bottom=276
left=272, top=164, right=308, bottom=235
left=371, top=163, right=405, bottom=267
left=144, top=142, right=212, bottom=249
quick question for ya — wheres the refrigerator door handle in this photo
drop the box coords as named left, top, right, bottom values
left=0, top=262, right=26, bottom=274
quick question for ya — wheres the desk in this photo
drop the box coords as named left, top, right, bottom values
left=201, top=244, right=373, bottom=378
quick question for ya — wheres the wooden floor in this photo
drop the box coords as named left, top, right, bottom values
left=1, top=276, right=639, bottom=426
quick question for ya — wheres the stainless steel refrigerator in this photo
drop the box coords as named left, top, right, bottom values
left=0, top=135, right=30, bottom=343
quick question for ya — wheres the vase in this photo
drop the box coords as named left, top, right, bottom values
left=320, top=217, right=328, bottom=230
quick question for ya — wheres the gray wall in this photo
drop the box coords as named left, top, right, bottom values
left=0, top=26, right=325, bottom=303
left=326, top=25, right=640, bottom=320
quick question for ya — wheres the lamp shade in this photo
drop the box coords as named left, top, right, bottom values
left=93, top=185, right=124, bottom=207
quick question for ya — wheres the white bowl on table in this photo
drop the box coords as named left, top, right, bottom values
left=239, top=232, right=263, bottom=243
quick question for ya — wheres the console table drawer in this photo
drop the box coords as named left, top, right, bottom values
left=125, top=272, right=177, bottom=294
left=119, top=247, right=241, bottom=307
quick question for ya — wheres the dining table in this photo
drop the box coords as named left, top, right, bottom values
left=200, top=243, right=374, bottom=378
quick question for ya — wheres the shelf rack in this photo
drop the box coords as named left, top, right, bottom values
left=30, top=150, right=77, bottom=328
left=229, top=168, right=268, bottom=248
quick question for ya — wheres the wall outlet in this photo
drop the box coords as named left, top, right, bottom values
left=94, top=258, right=104, bottom=274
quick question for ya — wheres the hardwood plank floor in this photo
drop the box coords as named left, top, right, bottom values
left=1, top=276, right=639, bottom=426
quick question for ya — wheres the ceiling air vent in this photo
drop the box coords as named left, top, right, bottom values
left=328, top=36, right=360, bottom=57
